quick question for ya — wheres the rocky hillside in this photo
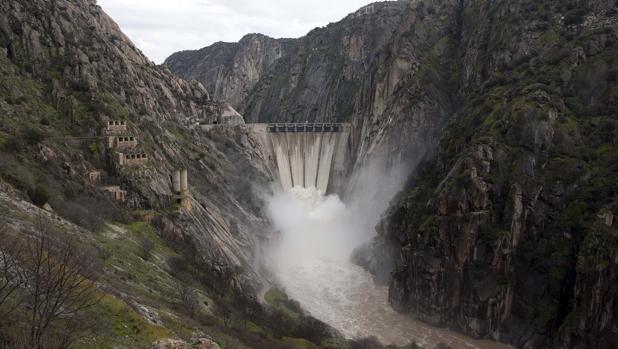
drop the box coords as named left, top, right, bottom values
left=363, top=1, right=617, bottom=349
left=0, top=0, right=389, bottom=348
left=166, top=0, right=454, bottom=174
left=165, top=34, right=293, bottom=109
left=165, top=1, right=409, bottom=124
left=167, top=0, right=617, bottom=348
left=0, top=0, right=273, bottom=290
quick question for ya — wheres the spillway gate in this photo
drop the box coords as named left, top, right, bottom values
left=266, top=123, right=350, bottom=193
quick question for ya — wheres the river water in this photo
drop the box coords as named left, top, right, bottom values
left=278, top=259, right=512, bottom=349
left=267, top=187, right=512, bottom=349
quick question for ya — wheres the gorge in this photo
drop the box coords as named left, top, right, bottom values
left=0, top=0, right=616, bottom=349
left=166, top=1, right=618, bottom=347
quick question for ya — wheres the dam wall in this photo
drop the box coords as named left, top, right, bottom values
left=247, top=123, right=350, bottom=194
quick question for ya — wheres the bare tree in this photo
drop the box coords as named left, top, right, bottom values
left=177, top=280, right=199, bottom=318
left=218, top=302, right=233, bottom=327
left=232, top=290, right=259, bottom=330
left=0, top=230, right=26, bottom=316
left=139, top=238, right=155, bottom=261
left=22, top=230, right=100, bottom=348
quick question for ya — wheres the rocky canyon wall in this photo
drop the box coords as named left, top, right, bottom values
left=377, top=1, right=617, bottom=349
left=166, top=0, right=452, bottom=182
left=166, top=0, right=618, bottom=348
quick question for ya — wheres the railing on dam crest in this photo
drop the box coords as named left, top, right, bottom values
left=267, top=123, right=346, bottom=133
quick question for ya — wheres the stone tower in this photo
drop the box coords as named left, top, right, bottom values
left=172, top=169, right=192, bottom=212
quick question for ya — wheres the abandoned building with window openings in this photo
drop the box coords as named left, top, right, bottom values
left=101, top=186, right=127, bottom=202
left=117, top=152, right=149, bottom=166
left=108, top=136, right=138, bottom=150
left=99, top=121, right=192, bottom=212
left=106, top=120, right=127, bottom=133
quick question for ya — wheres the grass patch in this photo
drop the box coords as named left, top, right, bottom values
left=70, top=294, right=171, bottom=349
left=264, top=288, right=301, bottom=320
left=283, top=337, right=320, bottom=349
left=126, top=221, right=155, bottom=235
left=94, top=224, right=178, bottom=307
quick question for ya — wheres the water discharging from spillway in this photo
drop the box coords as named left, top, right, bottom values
left=266, top=187, right=512, bottom=349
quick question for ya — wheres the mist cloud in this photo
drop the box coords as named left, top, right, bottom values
left=262, top=156, right=417, bottom=344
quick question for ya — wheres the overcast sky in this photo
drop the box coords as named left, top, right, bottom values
left=98, top=0, right=386, bottom=63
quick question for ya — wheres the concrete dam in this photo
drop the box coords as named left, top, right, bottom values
left=248, top=123, right=351, bottom=194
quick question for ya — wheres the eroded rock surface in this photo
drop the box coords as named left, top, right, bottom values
left=166, top=1, right=617, bottom=348
left=0, top=0, right=274, bottom=292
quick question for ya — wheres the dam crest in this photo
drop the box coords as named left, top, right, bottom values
left=248, top=123, right=351, bottom=194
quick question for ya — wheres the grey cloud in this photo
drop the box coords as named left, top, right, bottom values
left=98, top=0, right=385, bottom=63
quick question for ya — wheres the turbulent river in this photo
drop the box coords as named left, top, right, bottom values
left=267, top=187, right=512, bottom=349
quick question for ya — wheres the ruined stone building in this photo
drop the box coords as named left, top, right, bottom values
left=101, top=186, right=127, bottom=202
left=106, top=120, right=127, bottom=134
left=116, top=152, right=149, bottom=167
left=199, top=103, right=244, bottom=127
left=108, top=136, right=138, bottom=150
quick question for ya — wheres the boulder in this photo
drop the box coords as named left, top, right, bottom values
left=151, top=339, right=189, bottom=349
left=151, top=338, right=220, bottom=349
left=194, top=338, right=221, bottom=349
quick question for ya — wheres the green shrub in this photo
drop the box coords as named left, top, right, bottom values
left=1, top=135, right=22, bottom=152
left=89, top=141, right=100, bottom=154
left=22, top=127, right=46, bottom=145
left=0, top=171, right=28, bottom=191
left=564, top=14, right=584, bottom=26
left=29, top=184, right=50, bottom=206
left=9, top=95, right=28, bottom=104
left=139, top=238, right=155, bottom=261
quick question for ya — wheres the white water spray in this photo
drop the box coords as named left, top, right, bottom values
left=268, top=187, right=359, bottom=264
left=265, top=169, right=512, bottom=348
left=266, top=147, right=508, bottom=349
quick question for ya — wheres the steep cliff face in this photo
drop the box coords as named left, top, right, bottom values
left=165, top=34, right=290, bottom=109
left=1, top=1, right=401, bottom=347
left=166, top=0, right=454, bottom=176
left=373, top=1, right=617, bottom=348
left=166, top=0, right=617, bottom=348
left=166, top=2, right=409, bottom=123
left=0, top=0, right=274, bottom=293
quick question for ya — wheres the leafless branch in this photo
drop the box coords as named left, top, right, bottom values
left=0, top=229, right=26, bottom=316
left=18, top=218, right=101, bottom=348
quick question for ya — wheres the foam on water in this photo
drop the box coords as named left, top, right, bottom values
left=267, top=187, right=512, bottom=349
left=278, top=257, right=513, bottom=349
